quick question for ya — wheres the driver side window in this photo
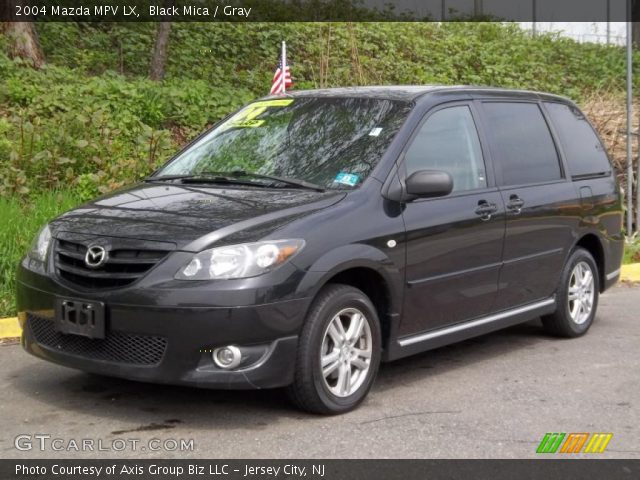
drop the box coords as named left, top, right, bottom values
left=404, top=105, right=487, bottom=193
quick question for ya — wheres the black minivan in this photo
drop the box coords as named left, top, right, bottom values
left=18, top=86, right=623, bottom=414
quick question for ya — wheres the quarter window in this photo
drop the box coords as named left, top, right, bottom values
left=404, top=106, right=487, bottom=193
left=483, top=102, right=562, bottom=186
left=544, top=102, right=612, bottom=178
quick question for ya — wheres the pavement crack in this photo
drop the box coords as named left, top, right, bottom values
left=359, top=410, right=461, bottom=425
left=111, top=423, right=176, bottom=435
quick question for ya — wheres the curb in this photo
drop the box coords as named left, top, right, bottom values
left=621, top=263, right=640, bottom=283
left=0, top=317, right=21, bottom=339
left=0, top=263, right=638, bottom=339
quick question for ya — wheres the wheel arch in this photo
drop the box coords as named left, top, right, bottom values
left=573, top=233, right=606, bottom=292
left=295, top=245, right=403, bottom=354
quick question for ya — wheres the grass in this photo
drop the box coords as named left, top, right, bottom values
left=623, top=239, right=640, bottom=265
left=0, top=190, right=82, bottom=317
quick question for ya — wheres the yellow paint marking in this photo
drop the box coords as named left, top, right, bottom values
left=0, top=317, right=21, bottom=339
left=621, top=263, right=640, bottom=283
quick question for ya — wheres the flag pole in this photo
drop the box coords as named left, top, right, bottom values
left=626, top=20, right=633, bottom=236
left=281, top=41, right=287, bottom=93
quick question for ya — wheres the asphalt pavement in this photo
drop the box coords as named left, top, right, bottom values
left=1, top=285, right=638, bottom=459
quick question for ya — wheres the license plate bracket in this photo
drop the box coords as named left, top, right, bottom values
left=55, top=298, right=105, bottom=339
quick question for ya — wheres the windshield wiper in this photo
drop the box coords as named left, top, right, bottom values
left=144, top=174, right=268, bottom=188
left=146, top=171, right=325, bottom=192
left=145, top=174, right=192, bottom=182
left=225, top=171, right=325, bottom=192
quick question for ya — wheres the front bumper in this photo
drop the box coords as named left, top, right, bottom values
left=17, top=267, right=309, bottom=390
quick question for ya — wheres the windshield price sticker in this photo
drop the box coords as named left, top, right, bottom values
left=224, top=99, right=295, bottom=130
left=334, top=172, right=360, bottom=187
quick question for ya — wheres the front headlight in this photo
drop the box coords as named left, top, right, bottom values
left=175, top=239, right=305, bottom=280
left=28, top=224, right=52, bottom=262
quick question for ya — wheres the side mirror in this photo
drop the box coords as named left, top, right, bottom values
left=405, top=170, right=453, bottom=199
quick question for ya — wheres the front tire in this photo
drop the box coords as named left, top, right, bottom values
left=287, top=284, right=381, bottom=414
left=542, top=247, right=599, bottom=338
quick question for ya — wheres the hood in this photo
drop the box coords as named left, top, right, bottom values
left=51, top=183, right=345, bottom=249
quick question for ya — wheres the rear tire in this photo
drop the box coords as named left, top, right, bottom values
left=542, top=247, right=599, bottom=338
left=287, top=284, right=381, bottom=414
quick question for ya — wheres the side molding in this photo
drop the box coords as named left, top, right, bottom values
left=387, top=297, right=557, bottom=361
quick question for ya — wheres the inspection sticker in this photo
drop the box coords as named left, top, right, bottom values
left=334, top=172, right=360, bottom=186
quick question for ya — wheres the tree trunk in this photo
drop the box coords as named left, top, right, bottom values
left=0, top=1, right=12, bottom=21
left=149, top=22, right=172, bottom=81
left=1, top=22, right=45, bottom=68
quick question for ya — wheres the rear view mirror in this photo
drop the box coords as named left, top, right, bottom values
left=405, top=170, right=453, bottom=199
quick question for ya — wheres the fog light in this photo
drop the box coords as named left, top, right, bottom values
left=212, top=345, right=242, bottom=369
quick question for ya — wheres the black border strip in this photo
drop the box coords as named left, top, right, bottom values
left=4, top=459, right=640, bottom=480
left=1, top=0, right=639, bottom=22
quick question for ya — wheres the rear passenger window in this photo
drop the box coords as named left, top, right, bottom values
left=483, top=102, right=562, bottom=186
left=404, top=106, right=487, bottom=193
left=544, top=102, right=611, bottom=178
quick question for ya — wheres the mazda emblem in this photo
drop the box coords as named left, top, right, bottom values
left=85, top=245, right=108, bottom=268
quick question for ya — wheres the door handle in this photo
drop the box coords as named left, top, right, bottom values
left=507, top=195, right=525, bottom=214
left=474, top=201, right=497, bottom=221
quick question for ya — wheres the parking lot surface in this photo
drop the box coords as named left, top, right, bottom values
left=1, top=285, right=639, bottom=459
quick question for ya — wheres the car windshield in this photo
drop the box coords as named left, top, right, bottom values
left=156, top=96, right=412, bottom=189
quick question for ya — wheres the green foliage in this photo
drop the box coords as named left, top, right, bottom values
left=0, top=22, right=635, bottom=199
left=0, top=54, right=254, bottom=197
left=0, top=190, right=83, bottom=316
left=624, top=239, right=640, bottom=265
left=34, top=22, right=640, bottom=96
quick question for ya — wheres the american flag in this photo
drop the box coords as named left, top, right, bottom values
left=270, top=41, right=292, bottom=95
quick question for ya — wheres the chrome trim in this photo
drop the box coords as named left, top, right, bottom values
left=212, top=345, right=242, bottom=370
left=398, top=298, right=556, bottom=347
left=606, top=268, right=621, bottom=281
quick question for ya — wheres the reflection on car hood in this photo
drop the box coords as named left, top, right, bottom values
left=50, top=183, right=345, bottom=248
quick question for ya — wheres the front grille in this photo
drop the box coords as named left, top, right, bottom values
left=54, top=239, right=170, bottom=289
left=28, top=314, right=167, bottom=365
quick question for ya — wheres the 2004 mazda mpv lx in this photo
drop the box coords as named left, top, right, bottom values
left=18, top=86, right=623, bottom=414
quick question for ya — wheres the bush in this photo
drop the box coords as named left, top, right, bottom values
left=0, top=57, right=254, bottom=197
left=624, top=239, right=640, bottom=264
left=35, top=22, right=640, bottom=96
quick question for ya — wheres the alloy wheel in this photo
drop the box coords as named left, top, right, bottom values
left=567, top=261, right=595, bottom=325
left=320, top=308, right=373, bottom=397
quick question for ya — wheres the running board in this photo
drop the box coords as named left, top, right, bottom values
left=388, top=298, right=556, bottom=361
